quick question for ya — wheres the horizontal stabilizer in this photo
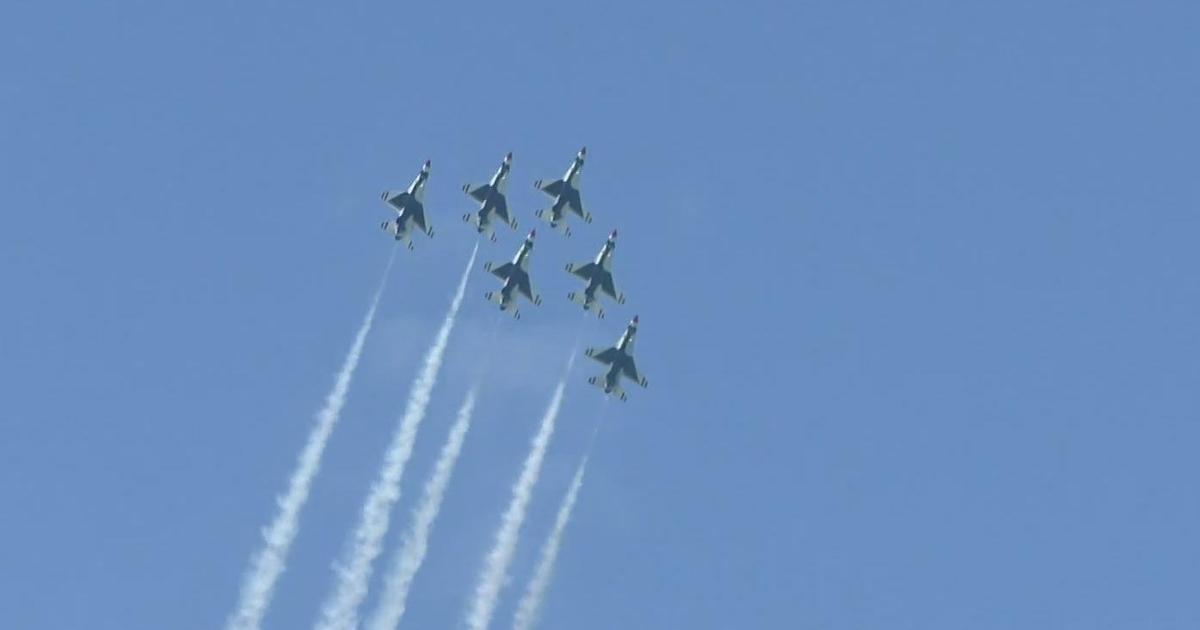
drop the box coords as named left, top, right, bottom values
left=534, top=209, right=572, bottom=237
left=586, top=376, right=624, bottom=401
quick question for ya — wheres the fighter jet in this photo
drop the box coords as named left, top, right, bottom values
left=565, top=230, right=626, bottom=318
left=483, top=230, right=543, bottom=318
left=533, top=147, right=592, bottom=236
left=380, top=160, right=434, bottom=249
left=585, top=315, right=648, bottom=401
left=461, top=152, right=517, bottom=242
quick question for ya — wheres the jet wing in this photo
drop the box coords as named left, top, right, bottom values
left=570, top=262, right=599, bottom=280
left=516, top=272, right=535, bottom=302
left=621, top=357, right=645, bottom=385
left=489, top=262, right=516, bottom=280
left=408, top=201, right=430, bottom=234
left=599, top=272, right=619, bottom=299
left=493, top=196, right=511, bottom=224
left=587, top=347, right=620, bottom=365
left=466, top=184, right=492, bottom=203
left=539, top=179, right=566, bottom=197
left=564, top=188, right=586, bottom=218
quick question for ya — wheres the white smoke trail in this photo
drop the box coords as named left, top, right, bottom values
left=226, top=251, right=396, bottom=630
left=316, top=244, right=478, bottom=630
left=465, top=355, right=574, bottom=630
left=365, top=386, right=478, bottom=630
left=511, top=453, right=589, bottom=630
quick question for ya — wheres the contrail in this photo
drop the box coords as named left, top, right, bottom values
left=511, top=452, right=589, bottom=630
left=365, top=386, right=478, bottom=630
left=226, top=251, right=396, bottom=630
left=465, top=355, right=574, bottom=630
left=316, top=244, right=478, bottom=630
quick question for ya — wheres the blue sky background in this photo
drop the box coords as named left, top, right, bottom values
left=3, top=1, right=1199, bottom=628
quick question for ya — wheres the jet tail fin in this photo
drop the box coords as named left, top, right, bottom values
left=464, top=212, right=497, bottom=241
left=484, top=291, right=520, bottom=319
left=381, top=221, right=413, bottom=249
left=587, top=375, right=625, bottom=399
left=534, top=209, right=572, bottom=237
left=568, top=291, right=605, bottom=318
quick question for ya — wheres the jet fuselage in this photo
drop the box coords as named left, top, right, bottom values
left=498, top=240, right=534, bottom=302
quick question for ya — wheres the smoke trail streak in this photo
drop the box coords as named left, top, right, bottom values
left=365, top=387, right=478, bottom=630
left=316, top=244, right=478, bottom=630
left=226, top=251, right=397, bottom=630
left=512, top=403, right=606, bottom=630
left=367, top=308, right=504, bottom=630
left=465, top=355, right=575, bottom=630
left=510, top=453, right=588, bottom=630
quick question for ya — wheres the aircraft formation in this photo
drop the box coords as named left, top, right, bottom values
left=379, top=147, right=648, bottom=401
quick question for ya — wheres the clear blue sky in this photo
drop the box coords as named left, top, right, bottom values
left=3, top=1, right=1198, bottom=628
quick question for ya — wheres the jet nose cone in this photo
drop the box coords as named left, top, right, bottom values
left=505, top=152, right=513, bottom=161
left=632, top=315, right=639, bottom=324
left=528, top=229, right=536, bottom=239
left=579, top=146, right=587, bottom=156
left=423, top=159, right=431, bottom=169
left=610, top=229, right=618, bottom=239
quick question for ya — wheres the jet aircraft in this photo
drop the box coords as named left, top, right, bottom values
left=483, top=230, right=543, bottom=318
left=585, top=315, right=648, bottom=401
left=461, top=152, right=517, bottom=241
left=380, top=160, right=434, bottom=249
left=565, top=230, right=626, bottom=318
left=533, top=147, right=592, bottom=236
